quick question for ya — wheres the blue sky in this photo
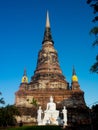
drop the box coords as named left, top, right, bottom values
left=0, top=0, right=97, bottom=107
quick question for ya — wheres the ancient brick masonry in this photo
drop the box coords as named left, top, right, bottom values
left=15, top=12, right=90, bottom=126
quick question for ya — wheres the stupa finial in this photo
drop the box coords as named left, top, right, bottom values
left=72, top=66, right=78, bottom=82
left=42, top=11, right=54, bottom=44
left=46, top=11, right=50, bottom=28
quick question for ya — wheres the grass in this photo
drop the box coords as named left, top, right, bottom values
left=7, top=125, right=62, bottom=130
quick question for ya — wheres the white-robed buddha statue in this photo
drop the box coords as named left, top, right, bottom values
left=37, top=106, right=43, bottom=125
left=62, top=106, right=67, bottom=126
left=46, top=96, right=56, bottom=111
left=43, top=96, right=59, bottom=125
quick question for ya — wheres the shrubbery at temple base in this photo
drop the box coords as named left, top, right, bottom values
left=0, top=105, right=20, bottom=127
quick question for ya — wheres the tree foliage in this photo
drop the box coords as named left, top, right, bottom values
left=30, top=98, right=38, bottom=107
left=87, top=0, right=98, bottom=73
left=90, top=55, right=98, bottom=73
left=91, top=104, right=98, bottom=129
left=27, top=97, right=38, bottom=107
left=0, top=105, right=20, bottom=127
left=87, top=0, right=98, bottom=14
left=90, top=27, right=98, bottom=36
left=0, top=92, right=5, bottom=105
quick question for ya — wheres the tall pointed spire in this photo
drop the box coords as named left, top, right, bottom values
left=46, top=11, right=50, bottom=28
left=23, top=68, right=27, bottom=76
left=42, top=11, right=54, bottom=44
left=72, top=66, right=76, bottom=76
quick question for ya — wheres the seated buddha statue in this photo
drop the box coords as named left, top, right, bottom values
left=43, top=96, right=59, bottom=125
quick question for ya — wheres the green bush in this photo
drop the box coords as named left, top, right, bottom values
left=0, top=105, right=20, bottom=127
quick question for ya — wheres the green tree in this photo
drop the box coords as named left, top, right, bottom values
left=0, top=105, right=20, bottom=127
left=0, top=92, right=5, bottom=105
left=91, top=104, right=98, bottom=130
left=87, top=0, right=98, bottom=73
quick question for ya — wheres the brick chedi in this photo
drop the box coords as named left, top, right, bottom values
left=31, top=12, right=68, bottom=90
left=15, top=12, right=90, bottom=126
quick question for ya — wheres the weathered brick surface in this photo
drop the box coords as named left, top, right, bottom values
left=15, top=14, right=89, bottom=126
